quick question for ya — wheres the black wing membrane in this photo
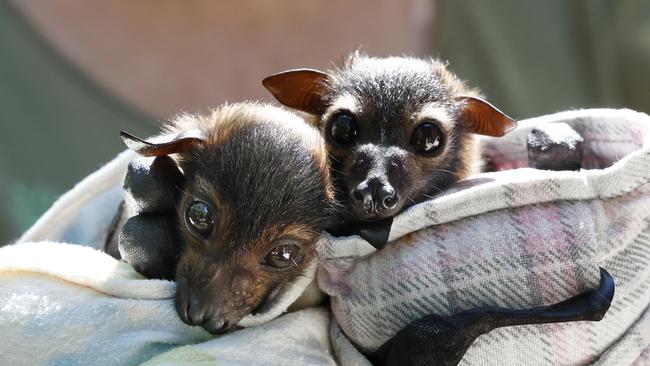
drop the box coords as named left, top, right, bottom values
left=369, top=267, right=615, bottom=366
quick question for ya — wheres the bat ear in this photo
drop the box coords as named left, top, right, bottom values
left=456, top=96, right=517, bottom=137
left=262, top=68, right=330, bottom=115
left=120, top=129, right=204, bottom=157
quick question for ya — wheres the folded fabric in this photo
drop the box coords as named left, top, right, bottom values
left=2, top=146, right=331, bottom=365
left=318, top=108, right=650, bottom=365
left=140, top=308, right=334, bottom=366
left=0, top=240, right=331, bottom=365
left=0, top=241, right=210, bottom=365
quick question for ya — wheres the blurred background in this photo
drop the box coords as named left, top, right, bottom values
left=1, top=0, right=649, bottom=244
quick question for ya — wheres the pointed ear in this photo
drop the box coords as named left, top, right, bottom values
left=456, top=96, right=517, bottom=137
left=120, top=129, right=204, bottom=157
left=262, top=68, right=330, bottom=115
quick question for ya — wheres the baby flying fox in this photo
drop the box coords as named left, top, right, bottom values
left=107, top=103, right=334, bottom=334
left=264, top=53, right=516, bottom=225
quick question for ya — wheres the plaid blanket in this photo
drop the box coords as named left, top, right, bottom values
left=318, top=108, right=650, bottom=365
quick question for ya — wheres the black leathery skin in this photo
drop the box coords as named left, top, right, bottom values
left=527, top=123, right=584, bottom=171
left=118, top=213, right=180, bottom=281
left=368, top=268, right=615, bottom=366
left=123, top=156, right=184, bottom=214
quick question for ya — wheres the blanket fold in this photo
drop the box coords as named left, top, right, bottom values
left=0, top=241, right=332, bottom=365
left=0, top=242, right=210, bottom=365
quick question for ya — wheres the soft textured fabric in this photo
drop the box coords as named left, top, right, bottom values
left=141, top=308, right=335, bottom=366
left=318, top=109, right=650, bottom=365
left=3, top=108, right=649, bottom=365
left=0, top=241, right=330, bottom=365
left=0, top=242, right=209, bottom=365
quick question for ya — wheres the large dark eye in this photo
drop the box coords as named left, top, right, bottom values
left=264, top=243, right=303, bottom=270
left=411, top=122, right=444, bottom=154
left=328, top=112, right=358, bottom=145
left=186, top=200, right=215, bottom=234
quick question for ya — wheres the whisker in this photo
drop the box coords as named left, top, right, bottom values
left=175, top=186, right=189, bottom=195
left=329, top=168, right=349, bottom=176
left=427, top=185, right=445, bottom=195
left=327, top=152, right=342, bottom=162
left=433, top=168, right=461, bottom=177
left=293, top=226, right=328, bottom=242
left=422, top=194, right=439, bottom=200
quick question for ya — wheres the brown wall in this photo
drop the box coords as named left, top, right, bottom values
left=16, top=0, right=433, bottom=117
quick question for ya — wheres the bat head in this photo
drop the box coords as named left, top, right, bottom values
left=121, top=103, right=334, bottom=333
left=264, top=54, right=516, bottom=222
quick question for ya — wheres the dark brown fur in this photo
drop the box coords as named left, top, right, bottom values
left=121, top=103, right=334, bottom=334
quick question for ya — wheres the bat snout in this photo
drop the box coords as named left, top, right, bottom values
left=344, top=144, right=408, bottom=221
left=350, top=177, right=401, bottom=221
left=175, top=270, right=252, bottom=334
left=351, top=178, right=398, bottom=211
left=176, top=286, right=246, bottom=334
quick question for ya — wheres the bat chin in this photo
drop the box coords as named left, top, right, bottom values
left=355, top=212, right=392, bottom=222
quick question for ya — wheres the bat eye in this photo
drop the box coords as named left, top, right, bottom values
left=264, top=243, right=303, bottom=270
left=186, top=200, right=215, bottom=234
left=328, top=112, right=358, bottom=145
left=411, top=122, right=444, bottom=155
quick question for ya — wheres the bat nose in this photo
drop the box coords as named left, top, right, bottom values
left=351, top=179, right=398, bottom=212
left=186, top=293, right=236, bottom=334
left=186, top=289, right=208, bottom=326
left=378, top=185, right=398, bottom=210
left=352, top=180, right=374, bottom=212
left=175, top=269, right=248, bottom=334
